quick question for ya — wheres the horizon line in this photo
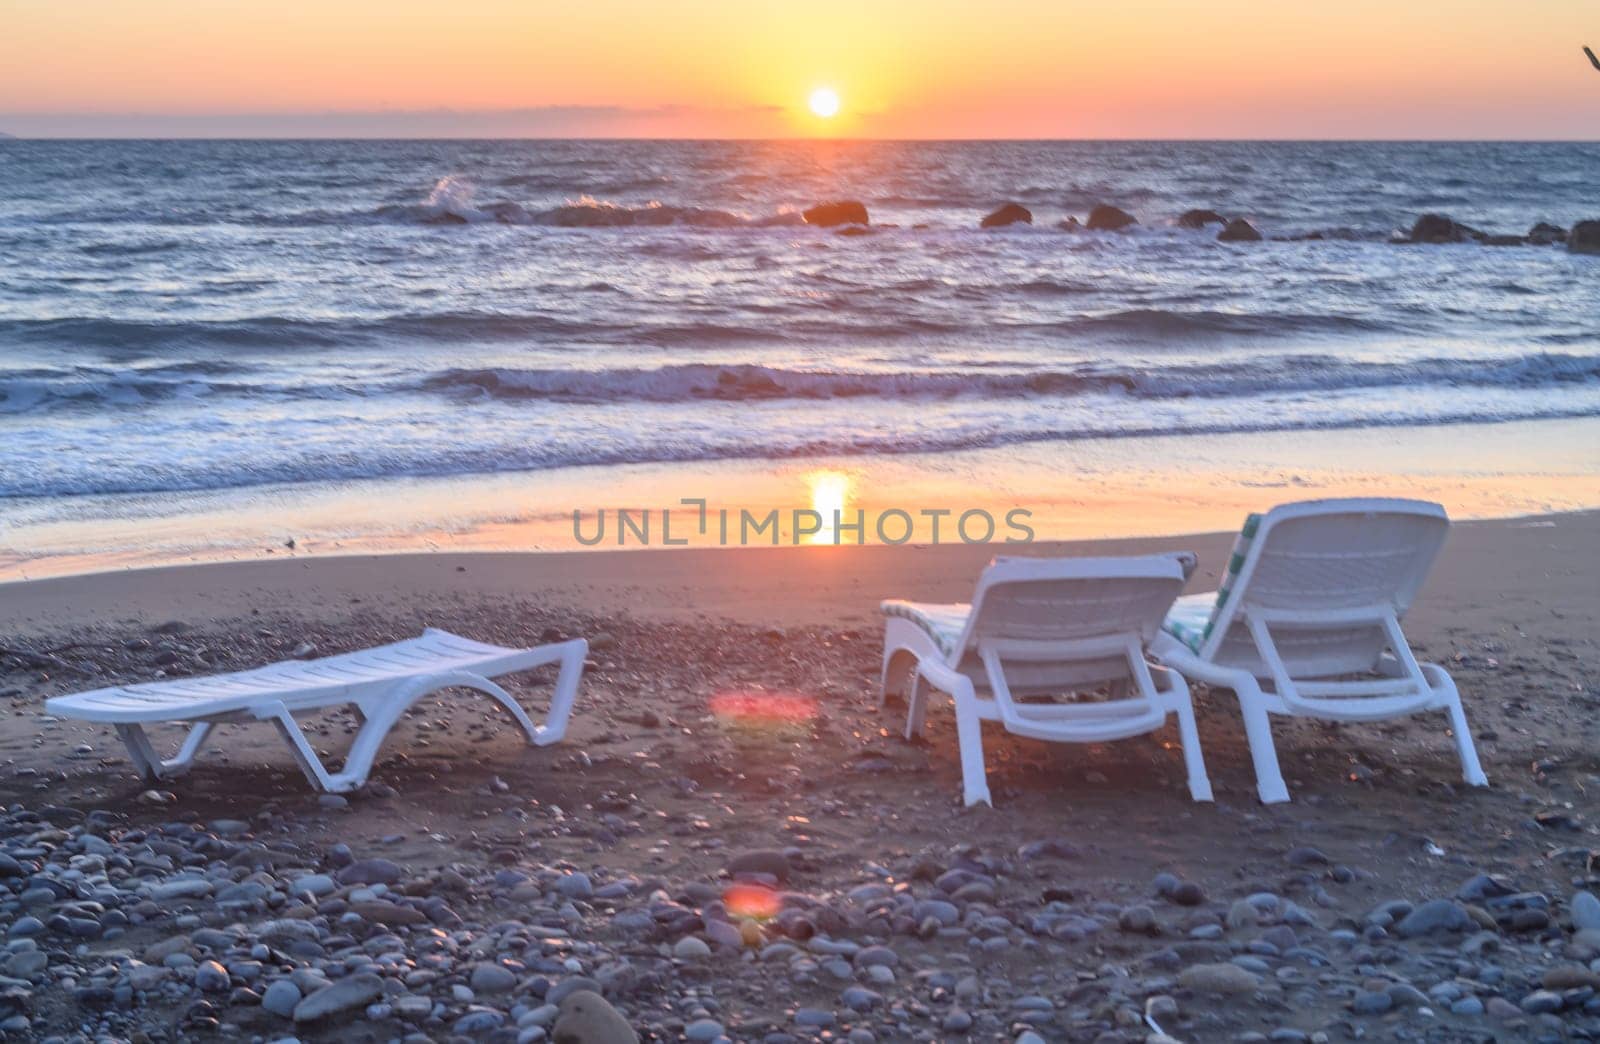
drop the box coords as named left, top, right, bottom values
left=6, top=135, right=1600, bottom=144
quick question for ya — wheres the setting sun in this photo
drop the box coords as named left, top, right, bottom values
left=808, top=87, right=840, bottom=119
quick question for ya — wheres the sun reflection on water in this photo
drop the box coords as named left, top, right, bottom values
left=806, top=469, right=853, bottom=544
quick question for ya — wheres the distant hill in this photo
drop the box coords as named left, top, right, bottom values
left=0, top=132, right=16, bottom=140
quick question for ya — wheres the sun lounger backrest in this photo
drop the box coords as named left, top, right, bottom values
left=963, top=554, right=1190, bottom=647
left=951, top=554, right=1190, bottom=691
left=1201, top=498, right=1448, bottom=675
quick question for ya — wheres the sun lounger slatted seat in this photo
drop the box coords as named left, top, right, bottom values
left=46, top=629, right=588, bottom=793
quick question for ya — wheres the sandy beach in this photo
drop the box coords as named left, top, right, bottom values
left=1, top=510, right=1597, bottom=1040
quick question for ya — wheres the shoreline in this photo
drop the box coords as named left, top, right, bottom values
left=6, top=415, right=1600, bottom=584
left=4, top=506, right=1593, bottom=637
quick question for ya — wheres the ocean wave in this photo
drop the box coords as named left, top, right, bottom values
left=8, top=401, right=1598, bottom=500
left=371, top=178, right=808, bottom=228
left=0, top=362, right=258, bottom=415
left=9, top=352, right=1599, bottom=418
left=420, top=352, right=1600, bottom=405
left=0, top=314, right=640, bottom=351
left=0, top=303, right=1395, bottom=357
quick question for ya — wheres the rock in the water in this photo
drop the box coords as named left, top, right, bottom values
left=1526, top=221, right=1567, bottom=245
left=1407, top=213, right=1483, bottom=244
left=1395, top=899, right=1471, bottom=937
left=1177, top=963, right=1260, bottom=995
left=1086, top=204, right=1137, bottom=231
left=1568, top=219, right=1600, bottom=254
left=1217, top=218, right=1262, bottom=242
left=293, top=973, right=385, bottom=1022
left=553, top=990, right=638, bottom=1044
left=1177, top=209, right=1227, bottom=229
left=980, top=203, right=1032, bottom=228
left=803, top=201, right=869, bottom=227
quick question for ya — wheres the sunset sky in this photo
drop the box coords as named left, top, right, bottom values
left=3, top=0, right=1597, bottom=138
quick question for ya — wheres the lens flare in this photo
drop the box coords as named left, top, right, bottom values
left=708, top=690, right=818, bottom=727
left=723, top=883, right=782, bottom=920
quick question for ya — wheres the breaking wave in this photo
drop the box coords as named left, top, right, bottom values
left=9, top=353, right=1597, bottom=417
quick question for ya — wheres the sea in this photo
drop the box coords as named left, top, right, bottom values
left=2, top=140, right=1598, bottom=569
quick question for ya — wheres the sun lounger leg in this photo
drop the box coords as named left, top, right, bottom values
left=904, top=672, right=930, bottom=739
left=257, top=705, right=341, bottom=791
left=162, top=722, right=214, bottom=775
left=533, top=639, right=587, bottom=746
left=1168, top=685, right=1214, bottom=802
left=879, top=645, right=896, bottom=708
left=1237, top=685, right=1291, bottom=804
left=114, top=724, right=162, bottom=781
left=1427, top=667, right=1487, bottom=787
left=952, top=682, right=993, bottom=808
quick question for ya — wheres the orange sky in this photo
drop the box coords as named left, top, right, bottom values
left=3, top=0, right=1597, bottom=137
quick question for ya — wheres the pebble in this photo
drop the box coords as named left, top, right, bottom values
left=1119, top=904, right=1157, bottom=934
left=193, top=960, right=230, bottom=992
left=1572, top=891, right=1600, bottom=932
left=942, top=1009, right=973, bottom=1032
left=674, top=936, right=712, bottom=960
left=1521, top=990, right=1564, bottom=1014
left=1178, top=963, right=1261, bottom=994
left=557, top=871, right=594, bottom=899
left=471, top=962, right=517, bottom=993
left=726, top=850, right=791, bottom=882
left=1286, top=845, right=1331, bottom=866
left=1395, top=898, right=1471, bottom=937
left=293, top=973, right=385, bottom=1022
left=553, top=990, right=638, bottom=1044
left=261, top=979, right=302, bottom=1017
left=1352, top=990, right=1392, bottom=1015
left=841, top=986, right=884, bottom=1011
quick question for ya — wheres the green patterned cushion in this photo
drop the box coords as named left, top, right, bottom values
left=881, top=601, right=971, bottom=657
left=1163, top=593, right=1215, bottom=652
left=1162, top=512, right=1261, bottom=651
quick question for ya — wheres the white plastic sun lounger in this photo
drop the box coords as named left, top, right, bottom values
left=880, top=554, right=1211, bottom=808
left=1152, top=498, right=1487, bottom=804
left=46, top=628, right=588, bottom=793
